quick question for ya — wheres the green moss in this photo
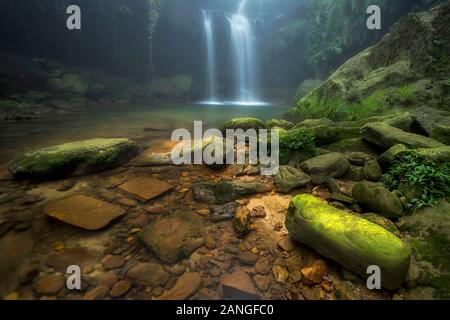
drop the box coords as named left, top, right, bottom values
left=222, top=118, right=267, bottom=132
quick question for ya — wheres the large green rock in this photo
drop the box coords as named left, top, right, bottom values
left=325, top=138, right=376, bottom=154
left=380, top=145, right=450, bottom=166
left=265, top=119, right=294, bottom=130
left=300, top=152, right=350, bottom=184
left=286, top=194, right=410, bottom=290
left=397, top=201, right=450, bottom=299
left=361, top=122, right=444, bottom=149
left=352, top=182, right=404, bottom=219
left=9, top=138, right=138, bottom=179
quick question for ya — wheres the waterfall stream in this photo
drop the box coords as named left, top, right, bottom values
left=201, top=9, right=220, bottom=104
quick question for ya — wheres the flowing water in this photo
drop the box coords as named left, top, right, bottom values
left=201, top=9, right=218, bottom=104
left=0, top=102, right=288, bottom=164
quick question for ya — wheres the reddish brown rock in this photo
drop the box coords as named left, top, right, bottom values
left=33, top=275, right=65, bottom=295
left=253, top=275, right=270, bottom=292
left=110, top=280, right=132, bottom=297
left=278, top=236, right=297, bottom=252
left=126, top=262, right=169, bottom=287
left=43, top=195, right=125, bottom=230
left=101, top=255, right=124, bottom=270
left=83, top=285, right=110, bottom=300
left=95, top=271, right=118, bottom=288
left=301, top=260, right=329, bottom=286
left=142, top=204, right=167, bottom=215
left=221, top=269, right=259, bottom=299
left=238, top=251, right=259, bottom=266
left=118, top=177, right=173, bottom=202
left=155, top=272, right=202, bottom=300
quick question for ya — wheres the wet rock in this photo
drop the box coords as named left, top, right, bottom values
left=342, top=165, right=365, bottom=181
left=286, top=194, right=410, bottom=290
left=83, top=285, right=110, bottom=300
left=347, top=152, right=374, bottom=166
left=209, top=202, right=238, bottom=222
left=300, top=152, right=350, bottom=184
left=43, top=195, right=125, bottom=230
left=155, top=272, right=202, bottom=300
left=363, top=160, right=382, bottom=182
left=142, top=204, right=167, bottom=215
left=117, top=197, right=138, bottom=207
left=233, top=206, right=251, bottom=237
left=277, top=236, right=297, bottom=252
left=46, top=247, right=99, bottom=272
left=9, top=138, right=138, bottom=179
left=126, top=262, right=169, bottom=287
left=95, top=271, right=118, bottom=288
left=238, top=251, right=259, bottom=266
left=272, top=266, right=289, bottom=284
left=301, top=260, right=328, bottom=286
left=128, top=150, right=172, bottom=167
left=274, top=166, right=311, bottom=193
left=110, top=280, right=132, bottom=297
left=192, top=181, right=271, bottom=204
left=139, top=215, right=204, bottom=264
left=254, top=275, right=270, bottom=292
left=118, top=177, right=173, bottom=202
left=361, top=122, right=444, bottom=149
left=32, top=275, right=65, bottom=295
left=221, top=269, right=259, bottom=299
left=101, top=255, right=125, bottom=270
left=352, top=182, right=404, bottom=219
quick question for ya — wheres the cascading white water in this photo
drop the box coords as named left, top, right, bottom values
left=201, top=9, right=220, bottom=104
left=227, top=0, right=263, bottom=105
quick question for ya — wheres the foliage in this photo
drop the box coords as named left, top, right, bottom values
left=382, top=152, right=450, bottom=211
left=279, top=128, right=316, bottom=153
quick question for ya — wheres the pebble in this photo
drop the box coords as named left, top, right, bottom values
left=33, top=275, right=65, bottom=295
left=110, top=280, right=132, bottom=297
left=83, top=285, right=110, bottom=300
left=101, top=255, right=125, bottom=270
left=238, top=251, right=259, bottom=266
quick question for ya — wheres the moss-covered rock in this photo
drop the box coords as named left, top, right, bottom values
left=361, top=122, right=444, bottom=149
left=397, top=201, right=450, bottom=299
left=431, top=124, right=450, bottom=145
left=325, top=138, right=376, bottom=154
left=266, top=119, right=294, bottom=130
left=380, top=145, right=450, bottom=166
left=274, top=165, right=311, bottom=193
left=352, top=181, right=404, bottom=219
left=286, top=194, right=410, bottom=290
left=300, top=152, right=350, bottom=184
left=293, top=79, right=323, bottom=102
left=9, top=138, right=138, bottom=179
left=222, top=118, right=266, bottom=132
left=361, top=213, right=400, bottom=236
left=364, top=159, right=382, bottom=182
left=378, top=144, right=409, bottom=167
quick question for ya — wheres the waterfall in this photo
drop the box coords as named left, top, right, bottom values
left=227, top=0, right=262, bottom=105
left=201, top=9, right=219, bottom=104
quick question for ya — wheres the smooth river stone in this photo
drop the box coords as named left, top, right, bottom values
left=118, top=177, right=173, bottom=201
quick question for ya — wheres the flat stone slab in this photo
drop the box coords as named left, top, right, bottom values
left=155, top=272, right=202, bottom=300
left=43, top=195, right=125, bottom=230
left=221, top=269, right=259, bottom=299
left=118, top=177, right=173, bottom=201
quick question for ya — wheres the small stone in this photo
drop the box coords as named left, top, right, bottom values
left=126, top=214, right=150, bottom=228
left=52, top=242, right=65, bottom=252
left=272, top=266, right=289, bottom=284
left=101, top=255, right=125, bottom=270
left=238, top=251, right=259, bottom=266
left=33, top=275, right=65, bottom=295
left=204, top=234, right=217, bottom=249
left=233, top=206, right=251, bottom=237
left=221, top=269, right=259, bottom=299
left=225, top=246, right=239, bottom=255
left=250, top=206, right=266, bottom=219
left=142, top=204, right=167, bottom=215
left=118, top=177, right=173, bottom=202
left=209, top=202, right=238, bottom=222
left=321, top=282, right=333, bottom=293
left=126, top=262, right=169, bottom=287
left=83, top=285, right=110, bottom=300
left=110, top=280, right=132, bottom=297
left=326, top=178, right=340, bottom=194
left=95, top=271, right=118, bottom=288
left=155, top=272, right=202, bottom=300
left=117, top=197, right=138, bottom=207
left=255, top=258, right=272, bottom=275
left=198, top=288, right=221, bottom=300
left=254, top=275, right=270, bottom=292
left=277, top=236, right=297, bottom=252
left=301, top=260, right=328, bottom=286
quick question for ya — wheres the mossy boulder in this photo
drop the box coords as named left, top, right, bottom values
left=286, top=194, right=410, bottom=290
left=378, top=144, right=409, bottom=166
left=293, top=79, right=323, bottom=102
left=361, top=213, right=400, bottom=236
left=363, top=159, right=382, bottom=182
left=266, top=119, right=294, bottom=130
left=431, top=124, right=450, bottom=145
left=380, top=145, right=450, bottom=166
left=361, top=122, right=444, bottom=149
left=300, top=152, right=350, bottom=184
left=9, top=138, right=138, bottom=180
left=222, top=118, right=266, bottom=132
left=325, top=138, right=376, bottom=154
left=352, top=182, right=404, bottom=219
left=274, top=166, right=311, bottom=193
left=397, top=201, right=450, bottom=299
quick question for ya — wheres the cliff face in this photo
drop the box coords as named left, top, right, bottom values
left=289, top=1, right=450, bottom=122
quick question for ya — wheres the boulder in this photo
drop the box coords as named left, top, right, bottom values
left=363, top=159, right=382, bottom=181
left=265, top=119, right=294, bottom=130
left=361, top=122, right=444, bottom=149
left=221, top=118, right=266, bottom=132
left=431, top=124, right=450, bottom=145
left=286, top=194, right=410, bottom=290
left=326, top=138, right=376, bottom=154
left=139, top=215, right=204, bottom=264
left=411, top=106, right=450, bottom=137
left=300, top=152, right=350, bottom=184
left=352, top=182, right=404, bottom=219
left=378, top=144, right=409, bottom=166
left=397, top=201, right=450, bottom=299
left=43, top=195, right=125, bottom=230
left=274, top=166, right=311, bottom=193
left=192, top=181, right=271, bottom=204
left=9, top=138, right=138, bottom=180
left=361, top=213, right=400, bottom=236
